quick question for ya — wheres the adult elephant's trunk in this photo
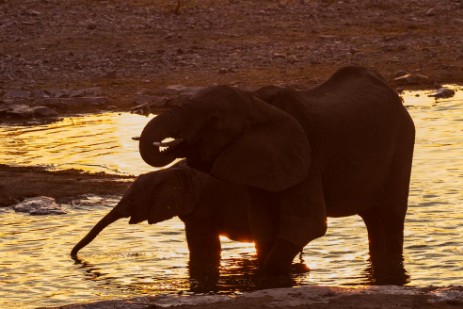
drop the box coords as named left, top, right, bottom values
left=70, top=208, right=127, bottom=258
left=139, top=112, right=185, bottom=167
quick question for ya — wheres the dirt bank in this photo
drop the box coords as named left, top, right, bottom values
left=0, top=164, right=132, bottom=207
left=1, top=0, right=463, bottom=117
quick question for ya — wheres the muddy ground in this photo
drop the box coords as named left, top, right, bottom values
left=1, top=1, right=463, bottom=307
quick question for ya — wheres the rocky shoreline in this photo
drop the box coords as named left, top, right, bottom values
left=49, top=285, right=463, bottom=309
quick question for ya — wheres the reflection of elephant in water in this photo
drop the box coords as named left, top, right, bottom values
left=71, top=163, right=255, bottom=267
left=138, top=66, right=415, bottom=273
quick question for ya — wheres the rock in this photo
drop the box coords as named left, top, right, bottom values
left=393, top=73, right=429, bottom=85
left=132, top=96, right=169, bottom=114
left=165, top=95, right=190, bottom=108
left=28, top=9, right=41, bottom=16
left=134, top=95, right=167, bottom=108
left=69, top=89, right=86, bottom=98
left=42, top=97, right=108, bottom=111
left=32, top=89, right=50, bottom=99
left=87, top=21, right=97, bottom=30
left=219, top=67, right=229, bottom=74
left=32, top=106, right=58, bottom=117
left=0, top=106, right=8, bottom=116
left=45, top=89, right=69, bottom=98
left=70, top=194, right=110, bottom=208
left=104, top=70, right=117, bottom=79
left=392, top=70, right=409, bottom=79
left=158, top=85, right=203, bottom=96
left=69, top=87, right=103, bottom=98
left=426, top=8, right=435, bottom=16
left=428, top=87, right=455, bottom=99
left=0, top=103, right=58, bottom=118
left=84, top=87, right=104, bottom=96
left=136, top=88, right=156, bottom=96
left=393, top=73, right=412, bottom=81
left=4, top=89, right=31, bottom=99
left=55, top=90, right=70, bottom=98
left=272, top=52, right=286, bottom=59
left=287, top=55, right=298, bottom=63
left=4, top=104, right=35, bottom=118
left=12, top=196, right=66, bottom=215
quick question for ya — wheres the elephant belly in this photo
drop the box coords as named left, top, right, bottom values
left=317, top=130, right=396, bottom=217
left=324, top=177, right=387, bottom=218
left=219, top=228, right=254, bottom=243
left=321, top=154, right=391, bottom=218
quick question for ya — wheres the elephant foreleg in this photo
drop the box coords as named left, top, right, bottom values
left=247, top=189, right=280, bottom=262
left=251, top=172, right=327, bottom=274
left=277, top=174, right=327, bottom=249
left=184, top=220, right=221, bottom=268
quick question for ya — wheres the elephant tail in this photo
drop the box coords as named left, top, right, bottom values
left=70, top=208, right=124, bottom=259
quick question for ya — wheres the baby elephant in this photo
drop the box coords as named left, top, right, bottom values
left=70, top=163, right=406, bottom=278
left=71, top=163, right=262, bottom=270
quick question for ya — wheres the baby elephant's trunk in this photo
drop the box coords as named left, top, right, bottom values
left=71, top=209, right=125, bottom=259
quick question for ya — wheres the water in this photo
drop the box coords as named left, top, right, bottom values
left=0, top=87, right=462, bottom=308
left=0, top=113, right=155, bottom=175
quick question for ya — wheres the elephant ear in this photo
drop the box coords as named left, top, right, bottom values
left=146, top=166, right=205, bottom=224
left=211, top=97, right=311, bottom=192
left=125, top=166, right=205, bottom=225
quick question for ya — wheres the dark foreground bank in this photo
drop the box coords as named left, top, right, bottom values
left=45, top=286, right=462, bottom=309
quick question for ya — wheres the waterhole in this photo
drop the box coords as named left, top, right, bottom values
left=0, top=113, right=155, bottom=175
left=0, top=87, right=462, bottom=308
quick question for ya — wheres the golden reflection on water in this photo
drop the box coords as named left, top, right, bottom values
left=0, top=113, right=155, bottom=175
left=0, top=86, right=462, bottom=308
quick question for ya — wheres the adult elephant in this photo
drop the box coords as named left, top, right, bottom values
left=138, top=66, right=415, bottom=274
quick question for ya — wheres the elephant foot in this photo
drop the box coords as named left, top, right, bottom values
left=256, top=243, right=274, bottom=264
left=291, top=263, right=310, bottom=274
left=261, top=239, right=301, bottom=275
left=367, top=253, right=409, bottom=285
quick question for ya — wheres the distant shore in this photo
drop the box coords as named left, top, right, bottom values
left=2, top=0, right=463, bottom=122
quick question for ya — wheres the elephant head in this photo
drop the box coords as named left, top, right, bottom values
left=70, top=165, right=206, bottom=258
left=139, top=85, right=311, bottom=192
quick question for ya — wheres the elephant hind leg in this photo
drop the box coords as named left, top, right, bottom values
left=363, top=113, right=414, bottom=259
left=360, top=153, right=412, bottom=259
left=360, top=207, right=409, bottom=285
left=359, top=208, right=404, bottom=259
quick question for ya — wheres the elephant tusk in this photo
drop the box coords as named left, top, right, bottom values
left=153, top=138, right=184, bottom=148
